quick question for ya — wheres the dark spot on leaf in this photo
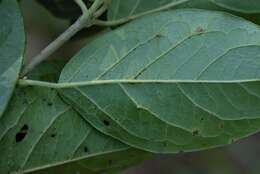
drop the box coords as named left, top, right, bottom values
left=200, top=118, right=204, bottom=122
left=155, top=33, right=164, bottom=37
left=47, top=102, right=53, bottom=106
left=108, top=160, right=113, bottom=165
left=51, top=133, right=56, bottom=138
left=192, top=129, right=199, bottom=136
left=42, top=98, right=47, bottom=102
left=84, top=146, right=89, bottom=153
left=195, top=26, right=205, bottom=33
left=103, top=119, right=110, bottom=126
left=16, top=124, right=29, bottom=143
left=219, top=124, right=224, bottom=129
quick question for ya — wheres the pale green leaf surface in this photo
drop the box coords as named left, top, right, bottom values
left=0, top=87, right=146, bottom=173
left=59, top=10, right=260, bottom=153
left=0, top=0, right=25, bottom=118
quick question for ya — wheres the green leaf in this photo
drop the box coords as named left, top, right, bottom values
left=108, top=0, right=186, bottom=20
left=0, top=86, right=147, bottom=174
left=59, top=9, right=260, bottom=153
left=107, top=0, right=260, bottom=21
left=210, top=0, right=260, bottom=14
left=0, top=0, right=25, bottom=118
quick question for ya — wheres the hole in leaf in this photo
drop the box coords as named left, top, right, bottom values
left=103, top=119, right=110, bottom=126
left=84, top=146, right=89, bottom=153
left=192, top=129, right=199, bottom=136
left=16, top=124, right=29, bottom=143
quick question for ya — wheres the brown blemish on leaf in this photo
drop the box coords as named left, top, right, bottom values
left=192, top=129, right=199, bottom=136
left=195, top=26, right=205, bottom=33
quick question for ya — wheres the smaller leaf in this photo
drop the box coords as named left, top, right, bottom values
left=0, top=0, right=25, bottom=118
left=0, top=86, right=148, bottom=174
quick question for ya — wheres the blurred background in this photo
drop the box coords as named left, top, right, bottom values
left=20, top=1, right=260, bottom=174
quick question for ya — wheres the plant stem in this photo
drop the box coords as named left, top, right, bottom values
left=21, top=0, right=104, bottom=76
left=93, top=0, right=190, bottom=26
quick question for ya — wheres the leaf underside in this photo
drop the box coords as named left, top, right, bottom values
left=0, top=61, right=148, bottom=174
left=60, top=9, right=260, bottom=153
left=0, top=0, right=25, bottom=118
left=0, top=86, right=147, bottom=174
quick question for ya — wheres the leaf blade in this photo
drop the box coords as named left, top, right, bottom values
left=59, top=10, right=260, bottom=153
left=0, top=0, right=25, bottom=118
left=0, top=86, right=147, bottom=174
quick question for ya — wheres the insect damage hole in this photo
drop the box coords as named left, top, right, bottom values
left=84, top=146, right=89, bottom=153
left=192, top=129, right=199, bottom=136
left=103, top=119, right=110, bottom=126
left=16, top=124, right=29, bottom=143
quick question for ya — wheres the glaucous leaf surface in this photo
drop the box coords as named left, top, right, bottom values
left=0, top=86, right=147, bottom=174
left=0, top=0, right=25, bottom=118
left=107, top=0, right=260, bottom=20
left=59, top=10, right=260, bottom=153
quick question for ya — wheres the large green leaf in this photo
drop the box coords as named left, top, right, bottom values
left=0, top=86, right=147, bottom=174
left=59, top=9, right=260, bottom=153
left=0, top=0, right=25, bottom=118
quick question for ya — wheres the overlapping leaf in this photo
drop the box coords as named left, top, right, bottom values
left=0, top=86, right=147, bottom=174
left=0, top=0, right=25, bottom=118
left=107, top=0, right=260, bottom=20
left=0, top=61, right=148, bottom=174
left=211, top=0, right=260, bottom=14
left=60, top=10, right=260, bottom=153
